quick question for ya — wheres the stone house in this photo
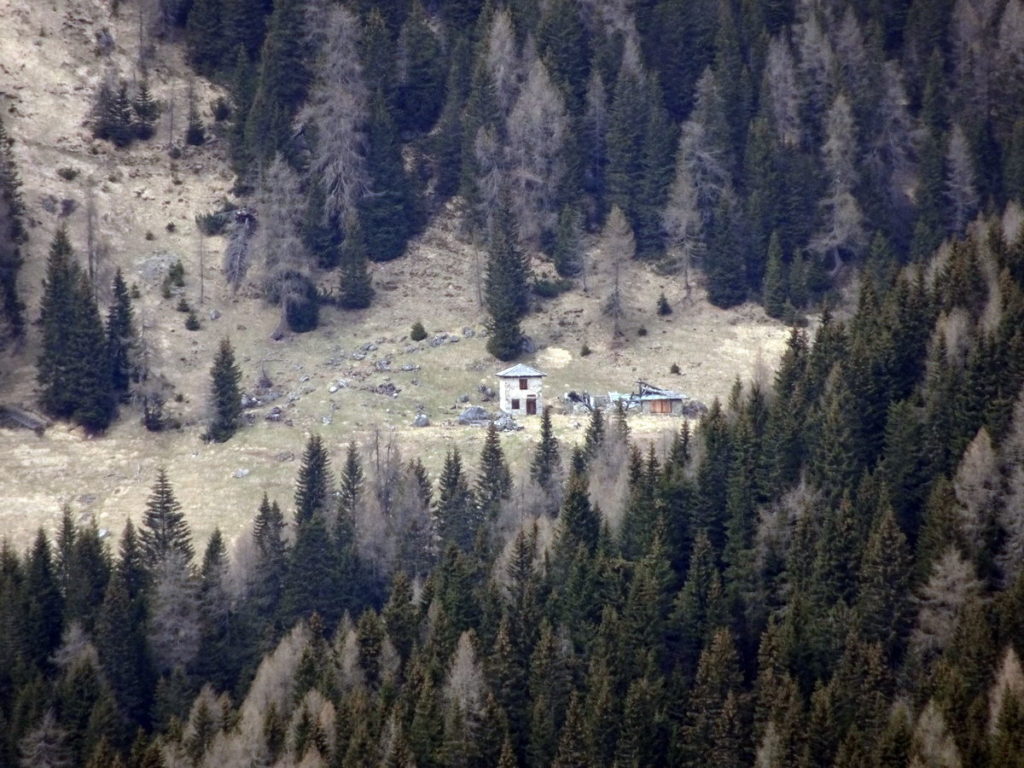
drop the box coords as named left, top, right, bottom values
left=497, top=364, right=546, bottom=415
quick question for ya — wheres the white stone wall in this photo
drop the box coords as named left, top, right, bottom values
left=499, top=376, right=544, bottom=414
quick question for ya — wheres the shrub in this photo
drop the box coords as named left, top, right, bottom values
left=130, top=283, right=141, bottom=299
left=670, top=362, right=681, bottom=375
left=168, top=260, right=185, bottom=287
left=145, top=231, right=155, bottom=241
left=195, top=208, right=234, bottom=236
left=580, top=343, right=592, bottom=357
left=166, top=222, right=177, bottom=233
left=57, top=167, right=79, bottom=181
left=410, top=321, right=428, bottom=341
left=211, top=97, right=231, bottom=122
left=657, top=292, right=672, bottom=315
left=638, top=326, right=648, bottom=337
left=185, top=310, right=201, bottom=330
left=176, top=298, right=190, bottom=313
left=533, top=277, right=573, bottom=299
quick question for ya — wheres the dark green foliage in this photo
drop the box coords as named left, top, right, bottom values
left=185, top=87, right=206, bottom=146
left=410, top=320, right=428, bottom=341
left=208, top=338, right=242, bottom=442
left=359, top=91, right=416, bottom=262
left=106, top=269, right=135, bottom=399
left=185, top=0, right=223, bottom=75
left=434, top=448, right=477, bottom=552
left=93, top=81, right=135, bottom=147
left=184, top=309, right=200, bottom=330
left=140, top=469, right=193, bottom=568
left=131, top=82, right=159, bottom=140
left=338, top=214, right=374, bottom=310
left=37, top=228, right=115, bottom=433
left=0, top=115, right=25, bottom=342
left=397, top=0, right=445, bottom=134
left=294, top=435, right=331, bottom=525
left=485, top=199, right=530, bottom=360
left=530, top=405, right=560, bottom=492
left=244, top=0, right=311, bottom=161
left=476, top=422, right=512, bottom=520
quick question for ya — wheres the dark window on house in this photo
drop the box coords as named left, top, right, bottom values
left=519, top=378, right=528, bottom=390
left=511, top=398, right=520, bottom=410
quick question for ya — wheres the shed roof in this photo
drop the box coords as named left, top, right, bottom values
left=496, top=364, right=547, bottom=378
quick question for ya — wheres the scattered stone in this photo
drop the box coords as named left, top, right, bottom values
left=98, top=528, right=109, bottom=539
left=77, top=494, right=97, bottom=507
left=458, top=406, right=491, bottom=425
left=493, top=413, right=522, bottom=431
left=265, top=406, right=284, bottom=421
left=351, top=352, right=366, bottom=361
left=233, top=468, right=250, bottom=479
left=681, top=400, right=709, bottom=418
left=208, top=309, right=221, bottom=321
left=404, top=345, right=418, bottom=353
left=400, top=364, right=420, bottom=372
left=449, top=335, right=460, bottom=343
left=479, top=385, right=496, bottom=401
left=429, top=334, right=448, bottom=347
left=241, top=393, right=261, bottom=409
left=520, top=336, right=537, bottom=354
left=463, top=327, right=476, bottom=338
left=458, top=394, right=470, bottom=403
left=322, top=414, right=332, bottom=425
left=412, top=413, right=430, bottom=427
left=374, top=359, right=392, bottom=371
left=360, top=342, right=378, bottom=352
left=275, top=451, right=295, bottom=462
left=300, top=375, right=311, bottom=383
left=364, top=382, right=401, bottom=397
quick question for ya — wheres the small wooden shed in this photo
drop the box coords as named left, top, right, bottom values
left=497, top=364, right=547, bottom=415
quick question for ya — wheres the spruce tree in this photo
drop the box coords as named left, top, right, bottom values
left=185, top=83, right=206, bottom=146
left=0, top=114, right=25, bottom=342
left=359, top=90, right=416, bottom=262
left=294, top=434, right=332, bottom=525
left=396, top=0, right=445, bottom=134
left=762, top=231, right=787, bottom=319
left=107, top=83, right=135, bottom=148
left=208, top=338, right=242, bottom=443
left=23, top=529, right=64, bottom=670
left=485, top=196, right=530, bottom=360
left=185, top=0, right=224, bottom=75
left=106, top=268, right=135, bottom=400
left=434, top=448, right=477, bottom=552
left=131, top=81, right=159, bottom=140
left=530, top=405, right=560, bottom=491
left=476, top=422, right=512, bottom=520
left=37, top=228, right=114, bottom=432
left=139, top=469, right=193, bottom=568
left=338, top=441, right=363, bottom=522
left=250, top=494, right=288, bottom=625
left=338, top=214, right=373, bottom=309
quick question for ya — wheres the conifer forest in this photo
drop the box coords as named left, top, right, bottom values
left=4, top=0, right=1024, bottom=766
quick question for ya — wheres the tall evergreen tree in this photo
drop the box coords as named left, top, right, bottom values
left=208, top=338, right=242, bottom=443
left=338, top=214, right=374, bottom=309
left=530, top=406, right=561, bottom=492
left=294, top=434, right=332, bottom=525
left=139, top=469, right=193, bottom=569
left=105, top=269, right=135, bottom=400
left=359, top=90, right=416, bottom=262
left=485, top=197, right=530, bottom=360
left=0, top=114, right=25, bottom=343
left=476, top=422, right=512, bottom=520
left=434, top=448, right=478, bottom=552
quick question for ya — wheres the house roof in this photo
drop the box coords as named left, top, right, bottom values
left=496, top=364, right=547, bottom=378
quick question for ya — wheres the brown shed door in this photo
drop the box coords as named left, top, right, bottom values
left=651, top=399, right=671, bottom=414
left=526, top=397, right=537, bottom=415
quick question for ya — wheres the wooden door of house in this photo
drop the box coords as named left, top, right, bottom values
left=526, top=397, right=537, bottom=415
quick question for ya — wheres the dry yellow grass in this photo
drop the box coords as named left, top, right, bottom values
left=0, top=0, right=792, bottom=552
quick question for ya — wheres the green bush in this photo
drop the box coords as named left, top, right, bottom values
left=580, top=343, right=592, bottom=357
left=657, top=292, right=672, bottom=315
left=185, top=310, right=201, bottom=331
left=670, top=362, right=680, bottom=375
left=57, top=167, right=79, bottom=181
left=410, top=321, right=428, bottom=341
left=533, top=277, right=573, bottom=299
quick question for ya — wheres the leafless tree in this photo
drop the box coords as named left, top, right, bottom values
left=222, top=211, right=255, bottom=291
left=946, top=124, right=979, bottom=235
left=148, top=550, right=201, bottom=673
left=953, top=427, right=999, bottom=559
left=17, top=710, right=71, bottom=768
left=486, top=10, right=522, bottom=116
left=911, top=699, right=963, bottom=768
left=912, top=547, right=982, bottom=661
left=507, top=59, right=569, bottom=247
left=763, top=36, right=802, bottom=148
left=794, top=9, right=836, bottom=143
left=601, top=206, right=633, bottom=340
left=445, top=631, right=485, bottom=717
left=252, top=156, right=314, bottom=332
left=299, top=5, right=368, bottom=225
left=989, top=646, right=1024, bottom=734
left=811, top=93, right=865, bottom=273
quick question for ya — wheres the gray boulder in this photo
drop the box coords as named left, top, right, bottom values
left=412, top=413, right=430, bottom=428
left=458, top=406, right=490, bottom=425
